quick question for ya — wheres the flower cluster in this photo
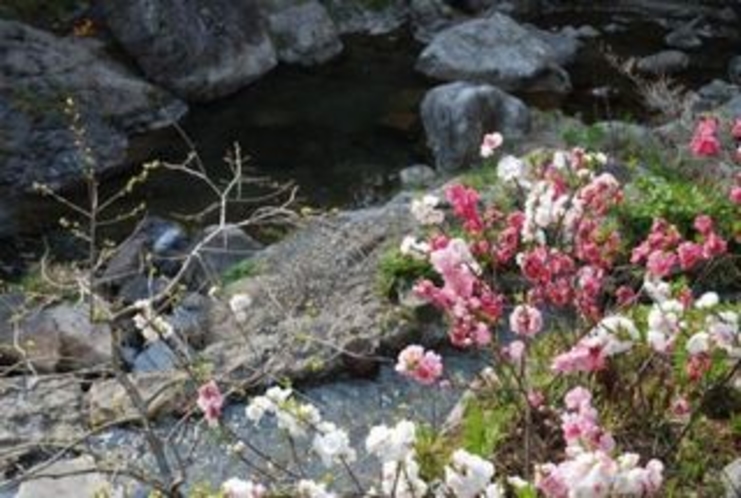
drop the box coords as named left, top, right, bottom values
left=246, top=386, right=355, bottom=468
left=536, top=387, right=664, bottom=497
left=366, top=420, right=427, bottom=498
left=395, top=344, right=444, bottom=385
left=132, top=298, right=174, bottom=343
left=631, top=216, right=727, bottom=278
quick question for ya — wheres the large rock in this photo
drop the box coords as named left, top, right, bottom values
left=416, top=13, right=575, bottom=94
left=100, top=0, right=277, bottom=101
left=17, top=456, right=120, bottom=498
left=259, top=0, right=343, bottom=65
left=0, top=376, right=85, bottom=468
left=201, top=195, right=427, bottom=385
left=0, top=20, right=186, bottom=192
left=420, top=82, right=530, bottom=171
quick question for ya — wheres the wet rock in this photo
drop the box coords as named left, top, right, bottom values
left=99, top=216, right=188, bottom=294
left=168, top=293, right=210, bottom=348
left=665, top=20, right=703, bottom=50
left=399, top=164, right=437, bottom=189
left=416, top=13, right=574, bottom=94
left=17, top=456, right=121, bottom=498
left=0, top=377, right=85, bottom=467
left=184, top=224, right=263, bottom=291
left=259, top=0, right=343, bottom=65
left=88, top=371, right=189, bottom=426
left=728, top=56, right=741, bottom=86
left=636, top=50, right=690, bottom=75
left=420, top=82, right=530, bottom=172
left=0, top=20, right=186, bottom=192
left=408, top=0, right=461, bottom=43
left=320, top=0, right=407, bottom=35
left=100, top=0, right=277, bottom=101
left=691, top=79, right=740, bottom=113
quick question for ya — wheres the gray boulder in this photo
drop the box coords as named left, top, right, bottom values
left=100, top=0, right=277, bottom=101
left=636, top=50, right=690, bottom=75
left=260, top=0, right=343, bottom=65
left=320, top=0, right=407, bottom=35
left=0, top=20, right=186, bottom=192
left=421, top=82, right=530, bottom=172
left=416, top=13, right=575, bottom=94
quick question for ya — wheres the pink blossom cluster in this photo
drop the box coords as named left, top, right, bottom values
left=197, top=380, right=225, bottom=427
left=690, top=116, right=721, bottom=157
left=536, top=387, right=664, bottom=497
left=631, top=216, right=727, bottom=278
left=415, top=237, right=504, bottom=347
left=395, top=344, right=444, bottom=385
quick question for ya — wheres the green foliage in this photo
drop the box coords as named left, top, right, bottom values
left=221, top=258, right=260, bottom=285
left=376, top=247, right=435, bottom=300
left=561, top=122, right=607, bottom=150
left=460, top=397, right=516, bottom=458
left=618, top=174, right=738, bottom=246
left=414, top=424, right=453, bottom=482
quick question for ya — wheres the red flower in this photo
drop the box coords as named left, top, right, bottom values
left=689, top=117, right=721, bottom=157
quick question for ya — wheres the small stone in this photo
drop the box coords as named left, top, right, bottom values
left=399, top=164, right=436, bottom=189
left=636, top=50, right=690, bottom=75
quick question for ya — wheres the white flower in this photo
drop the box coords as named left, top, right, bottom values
left=312, top=422, right=356, bottom=467
left=366, top=420, right=416, bottom=463
left=496, top=155, right=526, bottom=184
left=229, top=293, right=253, bottom=323
left=276, top=402, right=322, bottom=438
left=485, top=483, right=506, bottom=498
left=592, top=315, right=639, bottom=356
left=265, top=386, right=293, bottom=405
left=221, top=478, right=266, bottom=498
left=410, top=195, right=444, bottom=225
left=685, top=332, right=710, bottom=356
left=381, top=456, right=427, bottom=498
left=643, top=278, right=671, bottom=303
left=552, top=150, right=568, bottom=170
left=245, top=396, right=273, bottom=424
left=132, top=300, right=174, bottom=343
left=694, top=292, right=719, bottom=309
left=297, top=480, right=336, bottom=498
left=444, top=449, right=495, bottom=498
left=399, top=236, right=430, bottom=259
left=707, top=311, right=740, bottom=355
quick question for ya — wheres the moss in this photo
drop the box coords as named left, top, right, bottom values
left=221, top=258, right=260, bottom=285
left=376, top=246, right=435, bottom=301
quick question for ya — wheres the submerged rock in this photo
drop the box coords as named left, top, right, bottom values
left=421, top=82, right=530, bottom=171
left=416, top=13, right=576, bottom=94
left=0, top=20, right=186, bottom=192
left=100, top=0, right=277, bottom=101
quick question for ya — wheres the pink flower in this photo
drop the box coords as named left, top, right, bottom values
left=646, top=251, right=677, bottom=278
left=730, top=186, right=741, bottom=204
left=528, top=390, right=545, bottom=408
left=197, top=380, right=224, bottom=427
left=671, top=396, right=691, bottom=419
left=509, top=304, right=544, bottom=337
left=396, top=345, right=443, bottom=385
left=502, top=340, right=526, bottom=364
left=690, top=117, right=721, bottom=157
left=615, top=286, right=636, bottom=307
left=564, top=386, right=592, bottom=410
left=677, top=242, right=703, bottom=270
left=446, top=184, right=484, bottom=233
left=480, top=132, right=503, bottom=158
left=693, top=215, right=714, bottom=235
left=702, top=232, right=727, bottom=258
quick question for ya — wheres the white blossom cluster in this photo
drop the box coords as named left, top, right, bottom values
left=132, top=299, right=173, bottom=343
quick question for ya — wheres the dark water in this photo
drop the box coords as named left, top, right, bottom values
left=0, top=12, right=738, bottom=277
